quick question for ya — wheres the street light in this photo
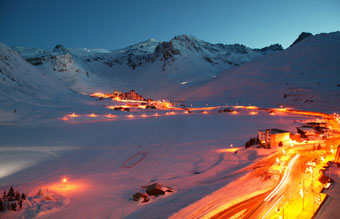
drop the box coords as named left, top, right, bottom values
left=299, top=181, right=305, bottom=211
left=300, top=188, right=304, bottom=210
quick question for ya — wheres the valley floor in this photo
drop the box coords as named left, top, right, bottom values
left=0, top=111, right=307, bottom=218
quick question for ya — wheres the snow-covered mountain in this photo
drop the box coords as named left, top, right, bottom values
left=181, top=32, right=340, bottom=113
left=12, top=34, right=283, bottom=99
left=1, top=32, right=339, bottom=115
left=0, top=43, right=91, bottom=125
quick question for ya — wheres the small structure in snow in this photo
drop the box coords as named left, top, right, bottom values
left=142, top=183, right=175, bottom=196
left=132, top=192, right=150, bottom=203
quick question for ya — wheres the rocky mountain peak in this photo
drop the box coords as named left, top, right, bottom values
left=289, top=32, right=313, bottom=48
left=53, top=44, right=70, bottom=54
left=256, top=44, right=284, bottom=52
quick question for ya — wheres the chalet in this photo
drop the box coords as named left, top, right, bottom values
left=296, top=126, right=317, bottom=138
left=258, top=129, right=290, bottom=148
left=142, top=183, right=175, bottom=196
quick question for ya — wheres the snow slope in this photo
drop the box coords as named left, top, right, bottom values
left=0, top=43, right=99, bottom=126
left=181, top=32, right=340, bottom=113
left=13, top=35, right=283, bottom=99
left=0, top=112, right=305, bottom=219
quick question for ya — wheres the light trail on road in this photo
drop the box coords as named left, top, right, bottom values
left=264, top=154, right=300, bottom=202
left=260, top=195, right=284, bottom=219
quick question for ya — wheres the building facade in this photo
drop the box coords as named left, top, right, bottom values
left=258, top=129, right=290, bottom=148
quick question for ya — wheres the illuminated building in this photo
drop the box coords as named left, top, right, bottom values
left=258, top=129, right=290, bottom=148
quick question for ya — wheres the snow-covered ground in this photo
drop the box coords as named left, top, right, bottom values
left=1, top=31, right=339, bottom=218
left=0, top=111, right=306, bottom=218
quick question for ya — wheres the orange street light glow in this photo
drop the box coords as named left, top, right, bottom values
left=245, top=106, right=259, bottom=110
left=49, top=179, right=88, bottom=194
left=219, top=148, right=239, bottom=153
left=68, top=113, right=79, bottom=118
left=153, top=113, right=160, bottom=117
left=88, top=113, right=98, bottom=117
left=61, top=116, right=69, bottom=121
left=202, top=111, right=208, bottom=114
left=250, top=111, right=258, bottom=115
left=105, top=114, right=116, bottom=118
left=90, top=92, right=105, bottom=98
left=126, top=114, right=135, bottom=118
left=140, top=114, right=148, bottom=118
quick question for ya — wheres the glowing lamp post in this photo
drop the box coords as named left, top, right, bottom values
left=62, top=177, right=67, bottom=183
left=300, top=187, right=304, bottom=210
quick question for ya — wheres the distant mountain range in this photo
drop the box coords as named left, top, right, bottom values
left=10, top=34, right=284, bottom=95
left=1, top=31, right=339, bottom=117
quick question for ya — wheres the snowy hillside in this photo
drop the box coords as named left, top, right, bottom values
left=13, top=35, right=283, bottom=99
left=181, top=32, right=340, bottom=113
left=0, top=43, right=91, bottom=125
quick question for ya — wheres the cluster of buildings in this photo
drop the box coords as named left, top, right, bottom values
left=91, top=90, right=151, bottom=102
left=258, top=121, right=329, bottom=149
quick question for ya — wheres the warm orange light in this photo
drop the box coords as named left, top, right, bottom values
left=68, top=113, right=80, bottom=118
left=140, top=114, right=148, bottom=118
left=219, top=148, right=239, bottom=153
left=88, top=113, right=98, bottom=117
left=250, top=111, right=258, bottom=115
left=61, top=116, right=69, bottom=121
left=49, top=179, right=89, bottom=194
left=184, top=111, right=190, bottom=114
left=202, top=111, right=208, bottom=114
left=170, top=111, right=176, bottom=115
left=126, top=114, right=135, bottom=118
left=153, top=113, right=160, bottom=117
left=232, top=111, right=238, bottom=114
left=90, top=92, right=105, bottom=98
left=245, top=106, right=259, bottom=110
left=105, top=114, right=116, bottom=118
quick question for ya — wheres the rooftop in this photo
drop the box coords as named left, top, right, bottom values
left=259, top=128, right=290, bottom=134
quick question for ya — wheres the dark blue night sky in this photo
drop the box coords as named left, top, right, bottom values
left=1, top=0, right=339, bottom=49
